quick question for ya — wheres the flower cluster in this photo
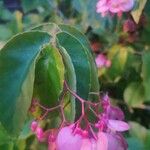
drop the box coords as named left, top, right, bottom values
left=30, top=82, right=129, bottom=150
left=96, top=0, right=134, bottom=17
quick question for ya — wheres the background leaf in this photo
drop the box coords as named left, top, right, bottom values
left=106, top=45, right=129, bottom=82
left=131, top=0, right=147, bottom=24
left=124, top=82, right=145, bottom=107
left=142, top=51, right=150, bottom=101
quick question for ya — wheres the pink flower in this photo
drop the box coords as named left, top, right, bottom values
left=95, top=54, right=111, bottom=68
left=56, top=126, right=83, bottom=150
left=96, top=0, right=134, bottom=16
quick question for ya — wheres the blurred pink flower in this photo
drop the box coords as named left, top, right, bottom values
left=95, top=54, right=111, bottom=68
left=119, top=0, right=134, bottom=12
left=30, top=121, right=38, bottom=132
left=109, top=0, right=122, bottom=13
left=96, top=0, right=109, bottom=16
left=56, top=126, right=83, bottom=150
left=96, top=0, right=134, bottom=16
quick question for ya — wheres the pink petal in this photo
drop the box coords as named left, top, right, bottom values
left=81, top=139, right=97, bottom=150
left=109, top=0, right=122, bottom=13
left=96, top=0, right=109, bottom=13
left=108, top=120, right=130, bottom=132
left=106, top=133, right=126, bottom=150
left=106, top=106, right=125, bottom=120
left=56, top=126, right=82, bottom=150
left=96, top=0, right=108, bottom=7
left=97, top=132, right=108, bottom=150
left=97, top=6, right=109, bottom=13
left=120, top=0, right=134, bottom=12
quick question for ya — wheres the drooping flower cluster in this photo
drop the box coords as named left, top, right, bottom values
left=96, top=0, right=134, bottom=17
left=30, top=82, right=129, bottom=150
left=95, top=54, right=111, bottom=68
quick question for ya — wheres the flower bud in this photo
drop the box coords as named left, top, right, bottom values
left=30, top=121, right=38, bottom=132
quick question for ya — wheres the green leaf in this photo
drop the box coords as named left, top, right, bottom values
left=131, top=0, right=147, bottom=24
left=56, top=31, right=91, bottom=118
left=58, top=46, right=76, bottom=121
left=34, top=44, right=65, bottom=106
left=58, top=24, right=92, bottom=51
left=57, top=31, right=91, bottom=99
left=0, top=31, right=51, bottom=136
left=124, top=82, right=145, bottom=107
left=58, top=25, right=99, bottom=101
left=142, top=51, right=150, bottom=100
left=0, top=123, right=11, bottom=145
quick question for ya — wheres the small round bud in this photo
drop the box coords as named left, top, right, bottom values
left=30, top=121, right=38, bottom=132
